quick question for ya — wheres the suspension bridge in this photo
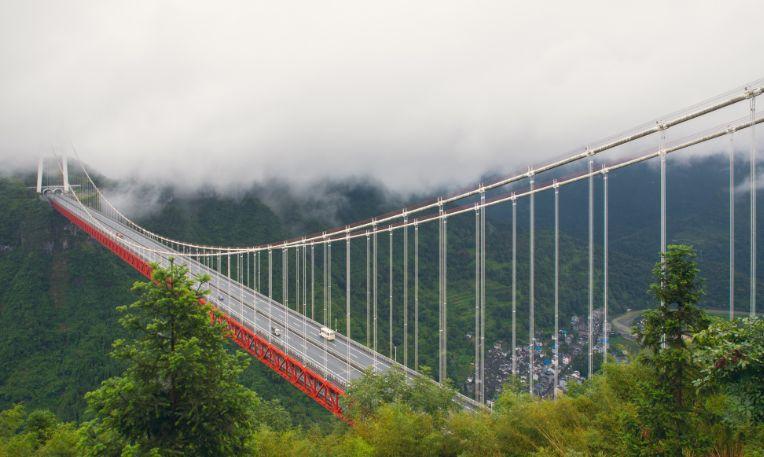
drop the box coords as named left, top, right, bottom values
left=35, top=79, right=762, bottom=420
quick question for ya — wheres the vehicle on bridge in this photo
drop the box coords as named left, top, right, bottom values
left=319, top=326, right=335, bottom=341
left=271, top=326, right=282, bottom=337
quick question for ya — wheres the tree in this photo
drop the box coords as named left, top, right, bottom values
left=0, top=405, right=79, bottom=457
left=82, top=260, right=260, bottom=456
left=343, top=367, right=456, bottom=421
left=631, top=244, right=710, bottom=455
left=356, top=403, right=442, bottom=457
left=637, top=244, right=708, bottom=352
left=694, top=317, right=764, bottom=424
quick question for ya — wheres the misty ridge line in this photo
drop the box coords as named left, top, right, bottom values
left=61, top=74, right=762, bottom=250
left=99, top=175, right=409, bottom=239
left=90, top=150, right=760, bottom=248
left=27, top=75, right=764, bottom=253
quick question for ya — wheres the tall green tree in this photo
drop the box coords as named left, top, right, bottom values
left=631, top=244, right=710, bottom=455
left=81, top=260, right=260, bottom=456
left=638, top=244, right=708, bottom=352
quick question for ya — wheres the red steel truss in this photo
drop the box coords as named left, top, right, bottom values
left=50, top=200, right=346, bottom=419
left=52, top=201, right=153, bottom=279
left=210, top=312, right=344, bottom=418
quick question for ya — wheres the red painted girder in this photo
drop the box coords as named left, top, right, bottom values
left=50, top=200, right=346, bottom=420
left=211, top=312, right=345, bottom=419
left=52, top=200, right=152, bottom=279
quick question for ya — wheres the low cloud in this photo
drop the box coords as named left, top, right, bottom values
left=101, top=181, right=166, bottom=220
left=1, top=0, right=763, bottom=197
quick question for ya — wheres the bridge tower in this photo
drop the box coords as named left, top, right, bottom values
left=62, top=154, right=69, bottom=192
left=36, top=157, right=44, bottom=193
left=36, top=155, right=71, bottom=194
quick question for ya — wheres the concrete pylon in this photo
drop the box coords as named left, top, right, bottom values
left=36, top=157, right=44, bottom=193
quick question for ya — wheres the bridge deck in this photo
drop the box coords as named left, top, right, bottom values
left=50, top=195, right=480, bottom=415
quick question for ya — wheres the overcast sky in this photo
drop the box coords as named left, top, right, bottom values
left=1, top=0, right=762, bottom=193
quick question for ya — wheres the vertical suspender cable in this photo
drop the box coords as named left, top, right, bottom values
left=474, top=204, right=481, bottom=401
left=373, top=223, right=378, bottom=369
left=444, top=216, right=448, bottom=380
left=660, top=126, right=667, bottom=257
left=554, top=182, right=560, bottom=399
left=286, top=248, right=291, bottom=354
left=529, top=174, right=535, bottom=396
left=439, top=206, right=443, bottom=381
left=321, top=243, right=328, bottom=378
left=729, top=130, right=735, bottom=320
left=268, top=248, right=273, bottom=298
left=323, top=238, right=328, bottom=325
left=346, top=232, right=351, bottom=380
left=588, top=158, right=594, bottom=379
left=303, top=241, right=307, bottom=316
left=295, top=247, right=300, bottom=313
left=227, top=254, right=232, bottom=317
left=346, top=232, right=351, bottom=339
left=660, top=126, right=668, bottom=353
left=268, top=248, right=273, bottom=341
left=366, top=232, right=371, bottom=347
left=438, top=204, right=445, bottom=381
left=311, top=244, right=315, bottom=320
left=750, top=95, right=757, bottom=317
left=389, top=227, right=394, bottom=358
left=403, top=216, right=409, bottom=367
left=320, top=240, right=328, bottom=376
left=414, top=220, right=420, bottom=371
left=302, top=243, right=307, bottom=354
left=439, top=204, right=448, bottom=383
left=284, top=247, right=289, bottom=309
left=603, top=168, right=609, bottom=363
left=252, top=250, right=256, bottom=318
left=511, top=196, right=517, bottom=376
left=480, top=191, right=486, bottom=403
left=239, top=253, right=243, bottom=323
left=328, top=242, right=333, bottom=329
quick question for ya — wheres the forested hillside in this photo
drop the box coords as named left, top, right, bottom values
left=1, top=153, right=762, bottom=420
left=116, top=154, right=764, bottom=384
left=0, top=256, right=761, bottom=456
left=0, top=177, right=326, bottom=424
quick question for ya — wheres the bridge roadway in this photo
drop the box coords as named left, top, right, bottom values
left=51, top=195, right=480, bottom=410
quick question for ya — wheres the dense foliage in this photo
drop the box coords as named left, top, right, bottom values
left=3, top=156, right=763, bottom=414
left=1, top=242, right=762, bottom=456
left=0, top=177, right=327, bottom=424
left=80, top=261, right=265, bottom=455
left=2, top=155, right=764, bottom=455
left=0, top=177, right=136, bottom=421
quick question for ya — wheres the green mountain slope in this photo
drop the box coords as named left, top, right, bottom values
left=1, top=153, right=761, bottom=416
left=0, top=178, right=329, bottom=424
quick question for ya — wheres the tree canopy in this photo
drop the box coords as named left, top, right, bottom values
left=81, top=260, right=261, bottom=456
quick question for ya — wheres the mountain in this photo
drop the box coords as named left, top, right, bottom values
left=0, top=177, right=327, bottom=424
left=0, top=153, right=761, bottom=416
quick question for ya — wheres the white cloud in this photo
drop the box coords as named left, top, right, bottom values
left=1, top=0, right=762, bottom=194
